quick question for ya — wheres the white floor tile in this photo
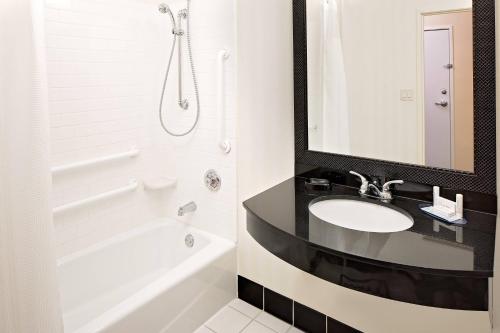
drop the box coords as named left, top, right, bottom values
left=228, top=299, right=261, bottom=319
left=241, top=321, right=276, bottom=333
left=205, top=306, right=252, bottom=333
left=255, top=311, right=291, bottom=333
left=287, top=326, right=305, bottom=333
left=193, top=326, right=215, bottom=333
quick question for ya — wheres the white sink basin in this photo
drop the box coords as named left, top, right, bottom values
left=309, top=198, right=413, bottom=233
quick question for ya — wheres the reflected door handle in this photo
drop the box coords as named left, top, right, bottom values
left=435, top=101, right=448, bottom=107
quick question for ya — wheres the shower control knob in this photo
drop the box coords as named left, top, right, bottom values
left=205, top=170, right=221, bottom=192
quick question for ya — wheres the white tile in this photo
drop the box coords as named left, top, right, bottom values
left=228, top=299, right=261, bottom=319
left=45, top=0, right=237, bottom=257
left=255, top=312, right=291, bottom=333
left=205, top=306, right=252, bottom=333
left=287, top=327, right=305, bottom=333
left=193, top=326, right=215, bottom=333
left=45, top=0, right=71, bottom=10
left=241, top=321, right=275, bottom=333
left=255, top=311, right=291, bottom=333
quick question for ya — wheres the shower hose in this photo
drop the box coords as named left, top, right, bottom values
left=158, top=0, right=200, bottom=137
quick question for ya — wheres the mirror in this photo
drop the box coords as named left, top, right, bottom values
left=306, top=0, right=474, bottom=172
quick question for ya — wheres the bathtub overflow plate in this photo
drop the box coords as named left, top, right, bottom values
left=205, top=169, right=221, bottom=192
left=185, top=234, right=194, bottom=248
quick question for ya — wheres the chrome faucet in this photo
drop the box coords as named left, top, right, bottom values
left=350, top=171, right=369, bottom=195
left=178, top=201, right=197, bottom=216
left=368, top=180, right=404, bottom=202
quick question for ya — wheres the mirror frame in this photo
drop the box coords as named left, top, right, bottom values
left=294, top=0, right=497, bottom=194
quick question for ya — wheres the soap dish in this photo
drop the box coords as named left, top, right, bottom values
left=418, top=203, right=468, bottom=225
left=305, top=178, right=331, bottom=193
left=143, top=177, right=177, bottom=191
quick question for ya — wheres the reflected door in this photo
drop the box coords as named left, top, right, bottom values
left=424, top=28, right=453, bottom=169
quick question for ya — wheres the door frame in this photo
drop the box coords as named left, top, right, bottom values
left=416, top=8, right=471, bottom=167
left=422, top=25, right=455, bottom=169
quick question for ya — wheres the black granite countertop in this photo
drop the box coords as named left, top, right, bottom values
left=244, top=177, right=497, bottom=278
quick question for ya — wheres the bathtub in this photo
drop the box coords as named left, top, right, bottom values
left=57, top=219, right=236, bottom=333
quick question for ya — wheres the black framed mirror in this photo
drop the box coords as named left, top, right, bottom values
left=294, top=0, right=496, bottom=194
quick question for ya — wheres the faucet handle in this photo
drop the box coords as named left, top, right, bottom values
left=382, top=180, right=404, bottom=192
left=350, top=171, right=369, bottom=194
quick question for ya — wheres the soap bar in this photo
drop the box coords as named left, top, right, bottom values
left=432, top=205, right=455, bottom=218
left=420, top=205, right=462, bottom=222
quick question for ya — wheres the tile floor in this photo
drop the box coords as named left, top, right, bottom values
left=195, top=299, right=304, bottom=333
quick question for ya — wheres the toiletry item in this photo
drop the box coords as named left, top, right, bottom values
left=432, top=205, right=455, bottom=218
left=432, top=195, right=457, bottom=217
left=305, top=178, right=331, bottom=192
left=419, top=187, right=466, bottom=224
left=456, top=194, right=464, bottom=219
left=433, top=186, right=439, bottom=206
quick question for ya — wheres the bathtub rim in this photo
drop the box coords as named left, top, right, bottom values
left=57, top=218, right=230, bottom=266
left=57, top=218, right=236, bottom=333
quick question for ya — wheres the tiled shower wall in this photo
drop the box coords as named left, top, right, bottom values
left=44, top=0, right=237, bottom=258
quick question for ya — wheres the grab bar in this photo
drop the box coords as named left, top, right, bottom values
left=217, top=49, right=231, bottom=154
left=53, top=180, right=140, bottom=215
left=51, top=148, right=139, bottom=175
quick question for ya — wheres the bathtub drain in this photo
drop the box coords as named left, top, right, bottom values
left=185, top=234, right=194, bottom=248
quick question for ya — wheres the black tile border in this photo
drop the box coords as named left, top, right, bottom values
left=328, top=317, right=362, bottom=333
left=293, top=0, right=497, bottom=195
left=238, top=275, right=263, bottom=309
left=294, top=302, right=327, bottom=333
left=238, top=275, right=362, bottom=333
left=264, top=288, right=293, bottom=324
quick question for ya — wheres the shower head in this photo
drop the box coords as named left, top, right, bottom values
left=159, top=3, right=176, bottom=28
left=158, top=3, right=171, bottom=14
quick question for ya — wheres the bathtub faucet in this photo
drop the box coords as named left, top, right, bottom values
left=178, top=201, right=197, bottom=216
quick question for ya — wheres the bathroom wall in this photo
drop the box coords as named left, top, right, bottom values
left=306, top=0, right=324, bottom=150
left=307, top=0, right=472, bottom=166
left=237, top=1, right=491, bottom=332
left=44, top=0, right=237, bottom=258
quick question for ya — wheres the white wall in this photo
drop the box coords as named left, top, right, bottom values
left=306, top=0, right=324, bottom=150
left=236, top=0, right=296, bottom=198
left=307, top=0, right=472, bottom=165
left=237, top=1, right=492, bottom=332
left=45, top=0, right=237, bottom=257
left=236, top=0, right=295, bottom=299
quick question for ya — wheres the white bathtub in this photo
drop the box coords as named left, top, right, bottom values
left=58, top=219, right=236, bottom=333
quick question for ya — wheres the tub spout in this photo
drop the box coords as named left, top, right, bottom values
left=178, top=201, right=197, bottom=216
